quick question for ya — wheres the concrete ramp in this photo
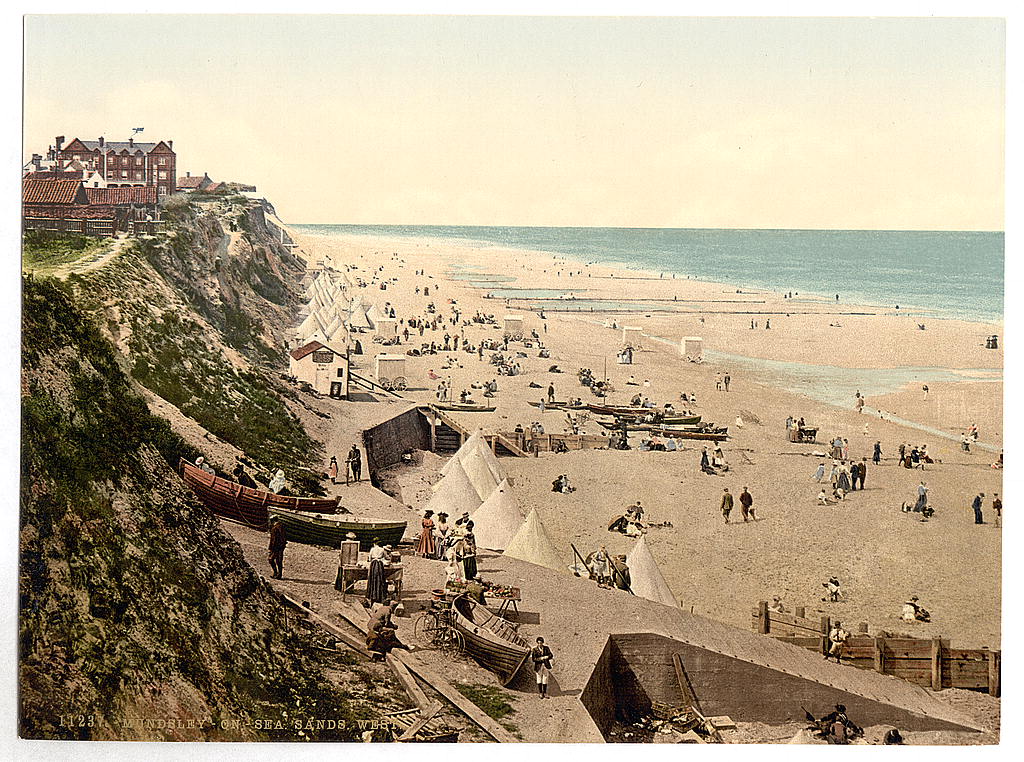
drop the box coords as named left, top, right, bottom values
left=582, top=632, right=981, bottom=739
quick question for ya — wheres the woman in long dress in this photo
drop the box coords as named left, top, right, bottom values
left=460, top=522, right=478, bottom=580
left=365, top=541, right=390, bottom=606
left=328, top=456, right=339, bottom=484
left=416, top=510, right=437, bottom=557
left=433, top=512, right=450, bottom=559
left=837, top=463, right=851, bottom=492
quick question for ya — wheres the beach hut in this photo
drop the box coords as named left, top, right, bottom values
left=625, top=535, right=678, bottom=608
left=622, top=326, right=644, bottom=349
left=375, top=317, right=398, bottom=339
left=681, top=336, right=704, bottom=361
left=460, top=448, right=499, bottom=502
left=503, top=509, right=566, bottom=574
left=503, top=314, right=525, bottom=339
left=374, top=354, right=407, bottom=391
left=288, top=341, right=348, bottom=398
left=469, top=479, right=525, bottom=551
left=426, top=460, right=482, bottom=517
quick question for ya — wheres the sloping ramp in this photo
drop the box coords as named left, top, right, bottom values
left=582, top=632, right=980, bottom=737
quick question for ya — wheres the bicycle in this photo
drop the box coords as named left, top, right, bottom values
left=413, top=599, right=464, bottom=655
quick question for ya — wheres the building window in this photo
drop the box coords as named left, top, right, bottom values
left=121, top=170, right=127, bottom=177
left=135, top=157, right=142, bottom=165
left=158, top=170, right=167, bottom=179
left=158, top=158, right=166, bottom=165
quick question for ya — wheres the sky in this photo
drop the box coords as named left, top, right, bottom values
left=22, top=14, right=1006, bottom=229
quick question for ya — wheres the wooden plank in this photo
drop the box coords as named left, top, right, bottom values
left=672, top=653, right=700, bottom=712
left=931, top=637, right=942, bottom=690
left=279, top=593, right=371, bottom=657
left=387, top=653, right=431, bottom=711
left=873, top=637, right=885, bottom=674
left=988, top=650, right=1000, bottom=697
left=401, top=655, right=519, bottom=743
left=758, top=601, right=770, bottom=634
left=396, top=703, right=441, bottom=742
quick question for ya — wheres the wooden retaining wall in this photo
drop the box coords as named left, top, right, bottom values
left=751, top=601, right=1000, bottom=696
left=499, top=430, right=610, bottom=453
left=362, top=407, right=432, bottom=487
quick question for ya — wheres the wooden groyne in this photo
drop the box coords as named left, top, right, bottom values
left=752, top=601, right=1000, bottom=696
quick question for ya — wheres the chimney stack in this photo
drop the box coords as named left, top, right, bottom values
left=31, top=154, right=41, bottom=169
left=129, top=137, right=134, bottom=147
left=99, top=136, right=104, bottom=147
left=168, top=140, right=173, bottom=151
left=55, top=135, right=64, bottom=152
left=186, top=172, right=191, bottom=178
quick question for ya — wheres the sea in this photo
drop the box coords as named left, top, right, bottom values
left=293, top=224, right=1004, bottom=444
left=293, top=225, right=1004, bottom=323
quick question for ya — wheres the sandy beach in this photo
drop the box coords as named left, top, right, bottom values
left=285, top=227, right=1003, bottom=653
left=285, top=229, right=1001, bottom=631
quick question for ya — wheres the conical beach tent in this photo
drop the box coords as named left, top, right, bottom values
left=503, top=509, right=566, bottom=574
left=425, top=460, right=482, bottom=517
left=461, top=448, right=499, bottom=502
left=470, top=479, right=525, bottom=551
left=439, top=435, right=477, bottom=478
left=625, top=535, right=678, bottom=608
left=467, top=431, right=504, bottom=482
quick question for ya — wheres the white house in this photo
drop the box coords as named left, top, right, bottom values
left=289, top=341, right=348, bottom=398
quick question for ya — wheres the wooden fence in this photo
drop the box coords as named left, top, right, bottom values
left=751, top=601, right=1000, bottom=696
left=500, top=430, right=610, bottom=453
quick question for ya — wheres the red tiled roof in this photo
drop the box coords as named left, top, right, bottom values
left=176, top=175, right=207, bottom=189
left=85, top=186, right=158, bottom=205
left=23, top=170, right=82, bottom=181
left=23, top=204, right=117, bottom=220
left=289, top=341, right=340, bottom=361
left=205, top=182, right=222, bottom=192
left=22, top=178, right=85, bottom=205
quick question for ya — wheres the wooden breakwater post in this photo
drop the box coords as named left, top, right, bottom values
left=752, top=600, right=1001, bottom=695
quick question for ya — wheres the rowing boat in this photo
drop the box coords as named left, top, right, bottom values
left=435, top=402, right=496, bottom=412
left=179, top=458, right=339, bottom=530
left=596, top=415, right=702, bottom=427
left=267, top=505, right=407, bottom=549
left=450, top=595, right=530, bottom=685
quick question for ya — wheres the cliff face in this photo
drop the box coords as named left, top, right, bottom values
left=69, top=194, right=326, bottom=494
left=19, top=201, right=402, bottom=740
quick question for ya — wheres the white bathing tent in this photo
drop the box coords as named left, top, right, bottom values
left=426, top=459, right=482, bottom=516
left=460, top=447, right=499, bottom=502
left=622, top=326, right=644, bottom=349
left=681, top=336, right=704, bottom=360
left=469, top=479, right=525, bottom=551
left=503, top=314, right=525, bottom=336
left=625, top=535, right=678, bottom=608
left=440, top=431, right=504, bottom=484
left=503, top=508, right=566, bottom=574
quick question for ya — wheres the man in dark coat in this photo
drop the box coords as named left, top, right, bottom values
left=720, top=488, right=733, bottom=524
left=531, top=637, right=554, bottom=698
left=858, top=458, right=868, bottom=490
left=739, top=487, right=754, bottom=521
left=972, top=493, right=985, bottom=524
left=347, top=444, right=362, bottom=483
left=268, top=518, right=287, bottom=579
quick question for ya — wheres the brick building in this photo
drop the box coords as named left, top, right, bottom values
left=49, top=135, right=177, bottom=199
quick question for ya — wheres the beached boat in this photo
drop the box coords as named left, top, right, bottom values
left=178, top=458, right=339, bottom=530
left=450, top=595, right=531, bottom=685
left=655, top=429, right=729, bottom=442
left=596, top=415, right=702, bottom=427
left=267, top=505, right=407, bottom=549
left=435, top=402, right=497, bottom=413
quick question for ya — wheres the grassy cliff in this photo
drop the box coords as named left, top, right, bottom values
left=20, top=276, right=405, bottom=740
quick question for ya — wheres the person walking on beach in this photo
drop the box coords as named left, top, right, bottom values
left=898, top=443, right=907, bottom=466
left=873, top=441, right=882, bottom=465
left=723, top=373, right=731, bottom=392
left=972, top=493, right=985, bottom=524
left=328, top=456, right=339, bottom=485
left=347, top=444, right=362, bottom=483
left=993, top=494, right=1002, bottom=527
left=531, top=637, right=554, bottom=698
left=547, top=384, right=555, bottom=404
left=813, top=462, right=826, bottom=482
left=268, top=518, right=287, bottom=579
left=961, top=434, right=971, bottom=453
left=857, top=458, right=868, bottom=490
left=720, top=488, right=733, bottom=524
left=739, top=487, right=755, bottom=521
